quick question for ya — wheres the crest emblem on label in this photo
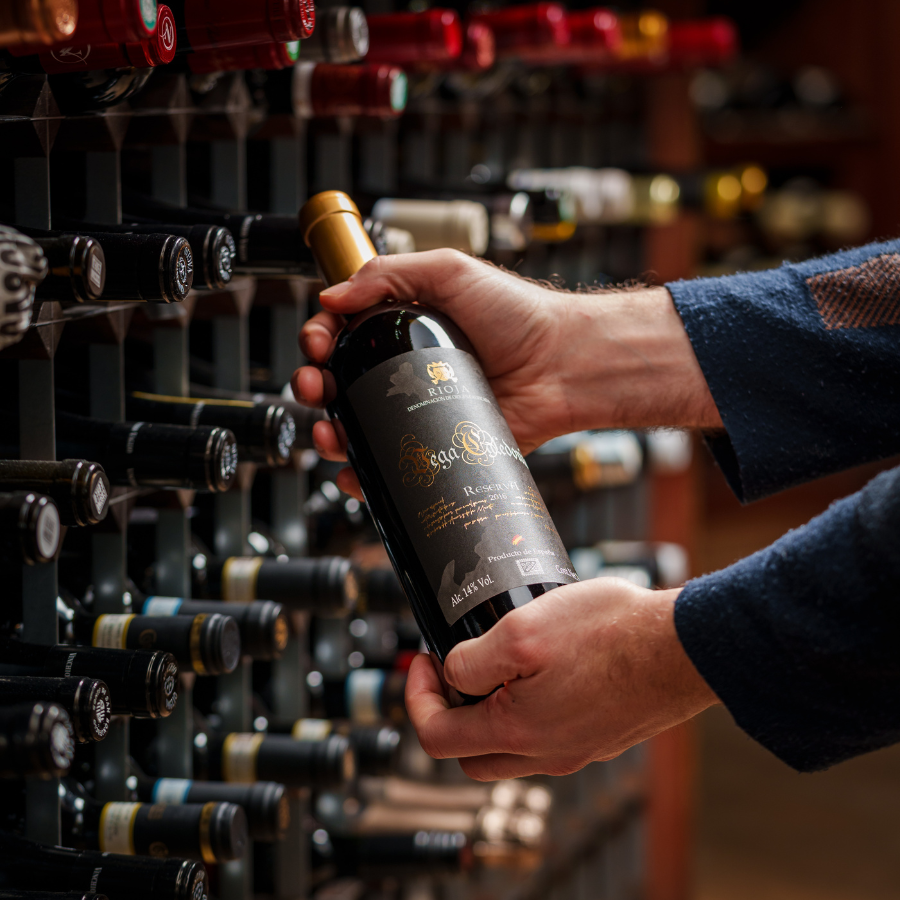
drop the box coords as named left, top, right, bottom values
left=427, top=361, right=457, bottom=384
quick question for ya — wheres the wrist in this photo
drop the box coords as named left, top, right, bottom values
left=559, top=286, right=723, bottom=430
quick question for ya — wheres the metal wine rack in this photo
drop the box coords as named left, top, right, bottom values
left=0, top=14, right=695, bottom=898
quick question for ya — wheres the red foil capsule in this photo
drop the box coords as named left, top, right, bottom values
left=468, top=3, right=569, bottom=60
left=294, top=62, right=408, bottom=118
left=667, top=17, right=738, bottom=67
left=414, top=20, right=495, bottom=72
left=365, top=9, right=462, bottom=64
left=187, top=39, right=299, bottom=73
left=566, top=8, right=621, bottom=58
left=32, top=3, right=176, bottom=71
left=179, top=0, right=314, bottom=52
left=8, top=0, right=159, bottom=53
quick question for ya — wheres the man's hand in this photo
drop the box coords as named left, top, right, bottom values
left=405, top=578, right=719, bottom=781
left=291, top=250, right=721, bottom=500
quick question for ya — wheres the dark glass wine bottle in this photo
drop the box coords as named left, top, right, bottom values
left=60, top=780, right=248, bottom=863
left=0, top=491, right=62, bottom=565
left=0, top=702, right=74, bottom=778
left=355, top=565, right=406, bottom=615
left=0, top=460, right=110, bottom=527
left=0, top=675, right=110, bottom=743
left=139, top=597, right=288, bottom=661
left=316, top=669, right=407, bottom=726
left=132, top=770, right=288, bottom=842
left=193, top=555, right=358, bottom=613
left=53, top=219, right=233, bottom=292
left=196, top=730, right=355, bottom=789
left=298, top=191, right=577, bottom=701
left=121, top=194, right=317, bottom=277
left=26, top=235, right=106, bottom=303
left=17, top=227, right=193, bottom=302
left=70, top=612, right=240, bottom=676
left=124, top=392, right=296, bottom=468
left=0, top=831, right=209, bottom=900
left=53, top=411, right=238, bottom=493
left=312, top=830, right=470, bottom=877
left=0, top=640, right=178, bottom=719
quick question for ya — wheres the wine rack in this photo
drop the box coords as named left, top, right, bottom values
left=0, top=3, right=722, bottom=898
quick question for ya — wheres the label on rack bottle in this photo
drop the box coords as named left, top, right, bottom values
left=92, top=614, right=136, bottom=650
left=292, top=718, right=333, bottom=741
left=98, top=802, right=141, bottom=855
left=222, top=733, right=264, bottom=783
left=347, top=347, right=577, bottom=625
left=222, top=557, right=263, bottom=603
left=143, top=597, right=184, bottom=616
left=347, top=669, right=384, bottom=725
left=152, top=778, right=193, bottom=804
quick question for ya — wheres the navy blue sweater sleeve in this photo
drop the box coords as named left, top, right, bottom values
left=675, top=465, right=900, bottom=772
left=666, top=240, right=900, bottom=502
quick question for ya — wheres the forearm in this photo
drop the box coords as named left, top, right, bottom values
left=559, top=286, right=723, bottom=431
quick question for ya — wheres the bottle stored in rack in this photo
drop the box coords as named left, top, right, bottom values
left=282, top=62, right=408, bottom=119
left=198, top=731, right=355, bottom=789
left=0, top=460, right=110, bottom=528
left=70, top=612, right=241, bottom=676
left=299, top=191, right=577, bottom=695
left=0, top=641, right=178, bottom=719
left=24, top=234, right=106, bottom=303
left=133, top=772, right=289, bottom=842
left=0, top=702, right=75, bottom=778
left=0, top=832, right=209, bottom=900
left=52, top=412, right=238, bottom=493
left=184, top=38, right=299, bottom=74
left=369, top=198, right=489, bottom=255
left=468, top=3, right=570, bottom=61
left=0, top=492, right=62, bottom=565
left=298, top=7, right=368, bottom=63
left=0, top=675, right=110, bottom=743
left=316, top=670, right=407, bottom=726
left=124, top=392, right=296, bottom=468
left=364, top=9, right=462, bottom=65
left=140, top=597, right=288, bottom=661
left=59, top=781, right=248, bottom=863
left=193, top=555, right=358, bottom=614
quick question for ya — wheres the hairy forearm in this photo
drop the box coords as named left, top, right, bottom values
left=560, top=286, right=723, bottom=430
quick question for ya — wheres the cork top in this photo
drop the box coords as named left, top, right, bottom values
left=298, top=191, right=378, bottom=286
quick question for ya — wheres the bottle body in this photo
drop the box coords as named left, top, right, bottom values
left=0, top=492, right=62, bottom=565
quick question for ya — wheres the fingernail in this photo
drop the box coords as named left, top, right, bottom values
left=320, top=280, right=351, bottom=298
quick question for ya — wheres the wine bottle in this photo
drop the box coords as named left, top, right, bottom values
left=184, top=39, right=298, bottom=74
left=53, top=412, right=238, bottom=493
left=369, top=198, right=489, bottom=255
left=0, top=226, right=46, bottom=354
left=121, top=195, right=317, bottom=277
left=0, top=832, right=209, bottom=900
left=24, top=234, right=106, bottom=303
left=168, top=0, right=314, bottom=52
left=298, top=7, right=368, bottom=63
left=197, top=731, right=355, bottom=789
left=267, top=718, right=400, bottom=777
left=298, top=192, right=577, bottom=698
left=187, top=385, right=324, bottom=450
left=0, top=460, right=110, bottom=527
left=140, top=597, right=288, bottom=661
left=193, top=555, right=358, bottom=614
left=60, top=780, right=248, bottom=863
left=0, top=676, right=110, bottom=743
left=7, top=5, right=177, bottom=73
left=17, top=227, right=193, bottom=303
left=317, top=670, right=407, bottom=726
left=286, top=62, right=408, bottom=118
left=0, top=0, right=77, bottom=48
left=124, top=392, right=297, bottom=468
left=0, top=640, right=178, bottom=719
left=312, top=830, right=470, bottom=877
left=468, top=3, right=570, bottom=61
left=364, top=9, right=462, bottom=64
left=355, top=566, right=407, bottom=615
left=52, top=218, right=232, bottom=292
left=133, top=772, right=288, bottom=841
left=0, top=702, right=74, bottom=778
left=527, top=431, right=644, bottom=492
left=0, top=492, right=62, bottom=565
left=70, top=612, right=241, bottom=676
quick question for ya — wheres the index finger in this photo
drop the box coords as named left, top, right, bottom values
left=405, top=653, right=520, bottom=759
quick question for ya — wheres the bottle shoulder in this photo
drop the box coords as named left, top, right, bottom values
left=327, top=301, right=474, bottom=389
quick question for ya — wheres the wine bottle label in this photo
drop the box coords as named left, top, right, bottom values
left=222, top=733, right=264, bottom=783
left=347, top=669, right=384, bottom=725
left=143, top=597, right=184, bottom=615
left=292, top=718, right=333, bottom=741
left=152, top=778, right=192, bottom=804
left=98, top=802, right=141, bottom=855
left=222, top=557, right=263, bottom=603
left=347, top=347, right=578, bottom=625
left=92, top=614, right=136, bottom=650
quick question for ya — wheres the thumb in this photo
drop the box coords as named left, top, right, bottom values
left=317, top=249, right=481, bottom=315
left=443, top=606, right=544, bottom=697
